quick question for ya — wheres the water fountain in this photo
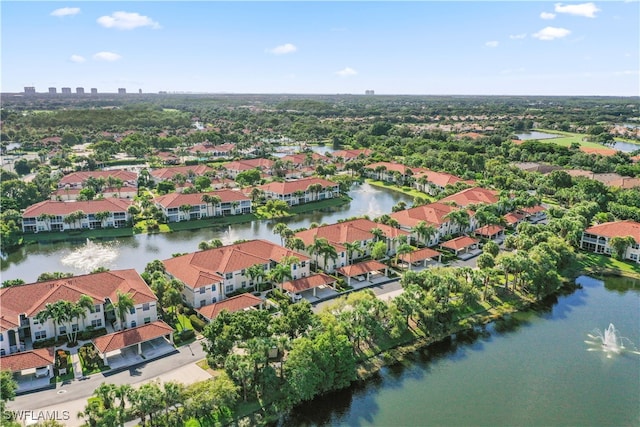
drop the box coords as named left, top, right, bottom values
left=586, top=323, right=640, bottom=358
left=61, top=239, right=119, bottom=273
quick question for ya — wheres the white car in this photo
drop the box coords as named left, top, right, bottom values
left=288, top=292, right=303, bottom=302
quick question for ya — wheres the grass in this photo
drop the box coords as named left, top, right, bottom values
left=531, top=129, right=618, bottom=149
left=575, top=252, right=640, bottom=279
left=78, top=343, right=111, bottom=376
left=23, top=227, right=134, bottom=244
left=175, top=313, right=193, bottom=332
left=366, top=179, right=434, bottom=201
left=51, top=350, right=74, bottom=383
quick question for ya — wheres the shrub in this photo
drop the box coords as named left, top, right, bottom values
left=178, top=329, right=195, bottom=341
left=189, top=314, right=206, bottom=332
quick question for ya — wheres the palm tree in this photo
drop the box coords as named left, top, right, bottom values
left=370, top=227, right=385, bottom=242
left=319, top=243, right=338, bottom=272
left=609, top=236, right=636, bottom=261
left=267, top=263, right=292, bottom=291
left=246, top=264, right=267, bottom=291
left=37, top=213, right=55, bottom=232
left=286, top=237, right=306, bottom=252
left=179, top=204, right=193, bottom=221
left=201, top=194, right=221, bottom=217
left=108, top=291, right=135, bottom=331
left=444, top=209, right=470, bottom=235
left=36, top=300, right=70, bottom=343
left=412, top=221, right=437, bottom=246
left=344, top=241, right=362, bottom=265
left=306, top=183, right=323, bottom=202
left=199, top=239, right=223, bottom=250
left=272, top=223, right=292, bottom=247
left=307, top=236, right=329, bottom=269
left=76, top=294, right=95, bottom=330
left=94, top=382, right=117, bottom=410
left=395, top=243, right=414, bottom=268
left=250, top=187, right=264, bottom=204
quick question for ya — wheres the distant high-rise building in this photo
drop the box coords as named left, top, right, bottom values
left=138, top=89, right=142, bottom=94
left=365, top=90, right=375, bottom=95
left=24, top=87, right=36, bottom=95
left=61, top=87, right=72, bottom=94
left=76, top=87, right=84, bottom=95
left=91, top=88, right=98, bottom=95
left=118, top=88, right=126, bottom=94
left=48, top=87, right=57, bottom=94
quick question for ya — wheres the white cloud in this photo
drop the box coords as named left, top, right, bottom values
left=554, top=3, right=601, bottom=18
left=336, top=67, right=357, bottom=77
left=532, top=26, right=571, bottom=41
left=485, top=41, right=499, bottom=48
left=540, top=12, right=556, bottom=20
left=70, top=54, right=86, bottom=63
left=97, top=11, right=161, bottom=30
left=267, top=43, right=298, bottom=55
left=613, top=70, right=639, bottom=76
left=509, top=33, right=527, bottom=40
left=92, top=52, right=122, bottom=62
left=51, top=7, right=80, bottom=17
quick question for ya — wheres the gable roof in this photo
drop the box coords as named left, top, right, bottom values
left=0, top=270, right=155, bottom=332
left=154, top=189, right=249, bottom=209
left=257, top=177, right=338, bottom=195
left=150, top=165, right=213, bottom=181
left=59, top=170, right=137, bottom=186
left=398, top=247, right=441, bottom=263
left=163, top=240, right=309, bottom=289
left=390, top=202, right=465, bottom=228
left=92, top=321, right=173, bottom=354
left=440, top=236, right=479, bottom=251
left=282, top=273, right=336, bottom=293
left=294, top=218, right=408, bottom=250
left=414, top=169, right=468, bottom=188
left=23, top=198, right=132, bottom=218
left=364, top=161, right=413, bottom=175
left=584, top=220, right=640, bottom=243
left=280, top=153, right=328, bottom=165
left=0, top=348, right=55, bottom=372
left=196, top=294, right=262, bottom=321
left=331, top=148, right=373, bottom=161
left=224, top=158, right=274, bottom=171
left=439, top=187, right=499, bottom=207
left=336, top=260, right=388, bottom=277
left=474, top=225, right=505, bottom=237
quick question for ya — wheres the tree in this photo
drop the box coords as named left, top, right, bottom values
left=444, top=209, right=470, bottom=234
left=412, top=221, right=437, bottom=246
left=344, top=241, right=362, bottom=265
left=0, top=370, right=18, bottom=423
left=483, top=240, right=500, bottom=258
left=2, top=278, right=25, bottom=288
left=36, top=300, right=71, bottom=342
left=306, top=183, right=323, bottom=202
left=286, top=236, right=306, bottom=252
left=108, top=291, right=135, bottom=331
left=371, top=240, right=387, bottom=261
left=201, top=194, right=221, bottom=217
left=609, top=236, right=636, bottom=261
left=199, top=239, right=223, bottom=250
left=273, top=222, right=293, bottom=247
left=246, top=263, right=267, bottom=291
left=396, top=243, right=414, bottom=268
left=179, top=204, right=193, bottom=221
left=476, top=253, right=496, bottom=300
left=370, top=227, right=385, bottom=242
left=267, top=262, right=293, bottom=291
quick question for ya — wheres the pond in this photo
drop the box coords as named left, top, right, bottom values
left=282, top=275, right=640, bottom=426
left=515, top=131, right=559, bottom=140
left=1, top=182, right=412, bottom=283
left=612, top=140, right=640, bottom=153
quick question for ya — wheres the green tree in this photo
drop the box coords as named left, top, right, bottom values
left=609, top=236, right=636, bottom=261
left=107, top=291, right=135, bottom=331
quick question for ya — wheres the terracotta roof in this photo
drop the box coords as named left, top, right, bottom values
left=390, top=202, right=466, bottom=228
left=474, top=225, right=505, bottom=237
left=331, top=149, right=373, bottom=161
left=440, top=187, right=499, bottom=207
left=280, top=153, right=328, bottom=165
left=519, top=205, right=546, bottom=215
left=150, top=165, right=213, bottom=181
left=565, top=169, right=594, bottom=178
left=584, top=220, right=640, bottom=243
left=189, top=142, right=235, bottom=154
left=196, top=294, right=262, bottom=321
left=23, top=199, right=132, bottom=218
left=224, top=158, right=274, bottom=171
left=92, top=321, right=174, bottom=354
left=163, top=240, right=309, bottom=289
left=294, top=218, right=409, bottom=250
left=0, top=348, right=55, bottom=372
left=398, top=247, right=441, bottom=263
left=364, top=161, right=413, bottom=175
left=336, top=260, right=388, bottom=277
left=414, top=169, right=466, bottom=188
left=257, top=177, right=338, bottom=195
left=579, top=146, right=618, bottom=157
left=59, top=170, right=137, bottom=186
left=282, top=273, right=336, bottom=293
left=154, top=189, right=249, bottom=209
left=606, top=178, right=640, bottom=189
left=441, top=236, right=479, bottom=251
left=504, top=212, right=524, bottom=225
left=0, top=270, right=156, bottom=331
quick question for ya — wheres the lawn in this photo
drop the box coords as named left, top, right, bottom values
left=51, top=350, right=74, bottom=383
left=78, top=343, right=110, bottom=376
left=366, top=179, right=434, bottom=201
left=576, top=252, right=640, bottom=279
left=531, top=129, right=614, bottom=149
left=23, top=227, right=134, bottom=244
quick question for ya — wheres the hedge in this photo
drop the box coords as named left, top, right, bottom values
left=189, top=314, right=206, bottom=332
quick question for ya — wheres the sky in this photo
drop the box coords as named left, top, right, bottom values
left=1, top=1, right=639, bottom=96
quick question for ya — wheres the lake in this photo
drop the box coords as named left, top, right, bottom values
left=282, top=275, right=640, bottom=426
left=515, top=131, right=559, bottom=140
left=1, top=182, right=412, bottom=283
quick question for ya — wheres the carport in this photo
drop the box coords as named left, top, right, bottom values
left=197, top=293, right=263, bottom=322
left=474, top=225, right=505, bottom=241
left=398, top=247, right=442, bottom=270
left=0, top=348, right=54, bottom=393
left=336, top=260, right=388, bottom=286
left=440, top=236, right=480, bottom=259
left=282, top=273, right=337, bottom=299
left=92, top=321, right=174, bottom=367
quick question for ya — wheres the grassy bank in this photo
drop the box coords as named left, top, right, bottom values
left=366, top=179, right=434, bottom=202
left=254, top=195, right=351, bottom=219
left=22, top=227, right=136, bottom=244
left=575, top=252, right=640, bottom=279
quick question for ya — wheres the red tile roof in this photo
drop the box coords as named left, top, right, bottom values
left=282, top=273, right=336, bottom=293
left=294, top=218, right=408, bottom=251
left=474, top=225, right=505, bottom=237
left=440, top=187, right=499, bottom=207
left=584, top=220, right=640, bottom=243
left=189, top=142, right=235, bottom=154
left=504, top=212, right=524, bottom=226
left=150, top=165, right=213, bottom=181
left=59, top=170, right=137, bottom=186
left=0, top=348, right=55, bottom=372
left=154, top=189, right=249, bottom=209
left=336, top=260, right=388, bottom=277
left=92, top=321, right=174, bottom=354
left=0, top=270, right=156, bottom=332
left=398, top=247, right=441, bottom=263
left=257, top=177, right=338, bottom=195
left=280, top=153, right=328, bottom=166
left=331, top=149, right=373, bottom=161
left=579, top=146, right=618, bottom=157
left=364, top=161, right=413, bottom=175
left=441, top=236, right=479, bottom=251
left=519, top=205, right=546, bottom=215
left=224, top=158, right=274, bottom=171
left=390, top=202, right=466, bottom=228
left=163, top=240, right=309, bottom=289
left=196, top=294, right=262, bottom=321
left=414, top=169, right=467, bottom=188
left=23, top=199, right=132, bottom=218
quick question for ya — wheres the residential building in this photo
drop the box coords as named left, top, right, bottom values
left=413, top=169, right=472, bottom=195
left=150, top=165, right=213, bottom=184
left=61, top=87, right=71, bottom=94
left=48, top=87, right=56, bottom=94
left=364, top=161, right=415, bottom=183
left=294, top=218, right=409, bottom=271
left=257, top=177, right=340, bottom=206
left=390, top=202, right=477, bottom=245
left=162, top=240, right=310, bottom=308
left=91, top=88, right=98, bottom=94
left=22, top=199, right=132, bottom=232
left=76, top=87, right=84, bottom=95
left=57, top=170, right=138, bottom=190
left=580, top=220, right=640, bottom=263
left=188, top=142, right=236, bottom=159
left=280, top=152, right=329, bottom=168
left=196, top=294, right=263, bottom=322
left=330, top=148, right=373, bottom=162
left=154, top=189, right=251, bottom=222
left=24, top=87, right=36, bottom=95
left=0, top=270, right=157, bottom=355
left=223, top=158, right=274, bottom=178
left=439, top=187, right=499, bottom=208
left=118, top=88, right=126, bottom=94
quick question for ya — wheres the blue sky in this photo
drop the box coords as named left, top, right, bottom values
left=2, top=1, right=638, bottom=95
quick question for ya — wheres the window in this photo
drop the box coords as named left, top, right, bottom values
left=92, top=304, right=101, bottom=313
left=211, top=297, right=217, bottom=303
left=72, top=324, right=79, bottom=332
left=241, top=281, right=246, bottom=288
left=143, top=303, right=150, bottom=311
left=199, top=287, right=206, bottom=294
left=35, top=331, right=47, bottom=340
left=0, top=335, right=3, bottom=342
left=59, top=326, right=67, bottom=335
left=293, top=264, right=297, bottom=270
left=33, top=318, right=39, bottom=325
left=91, top=319, right=102, bottom=328
left=211, top=284, right=217, bottom=292
left=199, top=300, right=206, bottom=308
left=241, top=269, right=245, bottom=275
left=131, top=321, right=137, bottom=328
left=144, top=317, right=151, bottom=324
left=301, top=261, right=306, bottom=267
left=225, top=273, right=233, bottom=280
left=225, top=284, right=234, bottom=294
left=129, top=307, right=135, bottom=314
